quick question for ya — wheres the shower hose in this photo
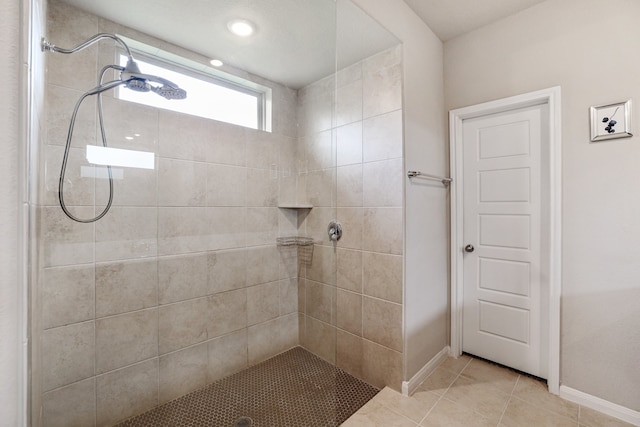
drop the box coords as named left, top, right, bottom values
left=58, top=65, right=126, bottom=223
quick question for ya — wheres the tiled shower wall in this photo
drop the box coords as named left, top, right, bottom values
left=36, top=1, right=403, bottom=425
left=298, top=46, right=404, bottom=390
left=37, top=1, right=300, bottom=426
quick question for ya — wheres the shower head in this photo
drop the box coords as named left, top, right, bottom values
left=42, top=35, right=187, bottom=101
left=120, top=58, right=187, bottom=99
left=151, top=85, right=187, bottom=100
left=43, top=32, right=187, bottom=224
left=125, top=78, right=151, bottom=92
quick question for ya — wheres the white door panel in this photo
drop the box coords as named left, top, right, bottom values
left=479, top=214, right=531, bottom=249
left=478, top=120, right=531, bottom=159
left=478, top=257, right=530, bottom=297
left=479, top=168, right=530, bottom=202
left=462, top=104, right=547, bottom=378
left=478, top=301, right=530, bottom=343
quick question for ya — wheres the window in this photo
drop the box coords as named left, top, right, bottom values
left=115, top=38, right=271, bottom=131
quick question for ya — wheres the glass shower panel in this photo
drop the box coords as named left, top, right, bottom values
left=33, top=0, right=399, bottom=425
left=33, top=0, right=337, bottom=425
left=333, top=0, right=404, bottom=390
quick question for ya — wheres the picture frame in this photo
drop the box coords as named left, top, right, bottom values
left=590, top=100, right=633, bottom=142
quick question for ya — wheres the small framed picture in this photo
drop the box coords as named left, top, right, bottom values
left=590, top=100, right=633, bottom=142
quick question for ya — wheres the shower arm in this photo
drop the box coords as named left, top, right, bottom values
left=42, top=33, right=187, bottom=99
left=41, top=32, right=134, bottom=61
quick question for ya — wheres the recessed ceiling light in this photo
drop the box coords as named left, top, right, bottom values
left=210, top=59, right=224, bottom=67
left=227, top=19, right=255, bottom=37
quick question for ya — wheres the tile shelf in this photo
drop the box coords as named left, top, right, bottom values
left=277, top=204, right=313, bottom=209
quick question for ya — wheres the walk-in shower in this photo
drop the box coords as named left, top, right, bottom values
left=32, top=1, right=403, bottom=425
left=41, top=33, right=187, bottom=223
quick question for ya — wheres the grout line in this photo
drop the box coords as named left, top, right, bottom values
left=93, top=248, right=98, bottom=427
left=497, top=395, right=513, bottom=427
left=417, top=393, right=444, bottom=425
left=496, top=374, right=520, bottom=426
left=510, top=374, right=521, bottom=395
left=417, top=356, right=474, bottom=425
left=371, top=389, right=422, bottom=427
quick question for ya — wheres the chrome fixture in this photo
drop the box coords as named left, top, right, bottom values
left=327, top=221, right=342, bottom=242
left=41, top=34, right=187, bottom=100
left=407, top=170, right=452, bottom=185
left=42, top=33, right=187, bottom=223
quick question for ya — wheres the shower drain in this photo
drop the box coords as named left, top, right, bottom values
left=234, top=416, right=253, bottom=427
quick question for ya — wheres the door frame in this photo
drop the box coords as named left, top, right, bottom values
left=449, top=87, right=562, bottom=394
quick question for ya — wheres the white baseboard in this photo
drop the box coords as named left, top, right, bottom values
left=401, top=346, right=450, bottom=396
left=560, top=385, right=640, bottom=426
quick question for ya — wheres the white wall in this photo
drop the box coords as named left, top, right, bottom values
left=445, top=0, right=640, bottom=412
left=352, top=0, right=449, bottom=380
left=0, top=0, right=24, bottom=424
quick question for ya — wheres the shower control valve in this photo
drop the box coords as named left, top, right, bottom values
left=328, top=221, right=342, bottom=242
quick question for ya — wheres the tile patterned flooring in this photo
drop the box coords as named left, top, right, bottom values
left=114, top=347, right=379, bottom=426
left=341, top=354, right=636, bottom=427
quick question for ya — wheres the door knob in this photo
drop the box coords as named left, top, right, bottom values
left=464, top=244, right=475, bottom=253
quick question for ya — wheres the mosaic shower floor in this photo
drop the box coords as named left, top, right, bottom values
left=115, top=347, right=379, bottom=427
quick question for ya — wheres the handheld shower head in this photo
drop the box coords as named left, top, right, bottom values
left=126, top=78, right=151, bottom=92
left=120, top=59, right=187, bottom=99
left=43, top=32, right=188, bottom=224
left=152, top=85, right=187, bottom=100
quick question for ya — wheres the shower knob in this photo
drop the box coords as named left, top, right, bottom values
left=464, top=244, right=475, bottom=253
left=328, top=221, right=342, bottom=242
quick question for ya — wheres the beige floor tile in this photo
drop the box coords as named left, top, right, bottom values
left=460, top=358, right=520, bottom=394
left=373, top=387, right=440, bottom=423
left=579, top=406, right=637, bottom=427
left=420, top=397, right=496, bottom=427
left=500, top=397, right=577, bottom=427
left=513, top=375, right=579, bottom=420
left=340, top=400, right=418, bottom=427
left=346, top=355, right=635, bottom=427
left=443, top=375, right=510, bottom=423
left=438, top=354, right=472, bottom=374
left=416, top=367, right=459, bottom=395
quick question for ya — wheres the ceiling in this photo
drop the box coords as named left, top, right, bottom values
left=59, top=0, right=399, bottom=89
left=58, top=0, right=546, bottom=88
left=403, top=0, right=547, bottom=41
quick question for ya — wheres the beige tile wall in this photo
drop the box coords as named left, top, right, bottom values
left=37, top=1, right=300, bottom=426
left=298, top=45, right=404, bottom=391
left=37, top=2, right=404, bottom=425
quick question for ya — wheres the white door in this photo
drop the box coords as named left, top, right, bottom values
left=461, top=103, right=548, bottom=379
